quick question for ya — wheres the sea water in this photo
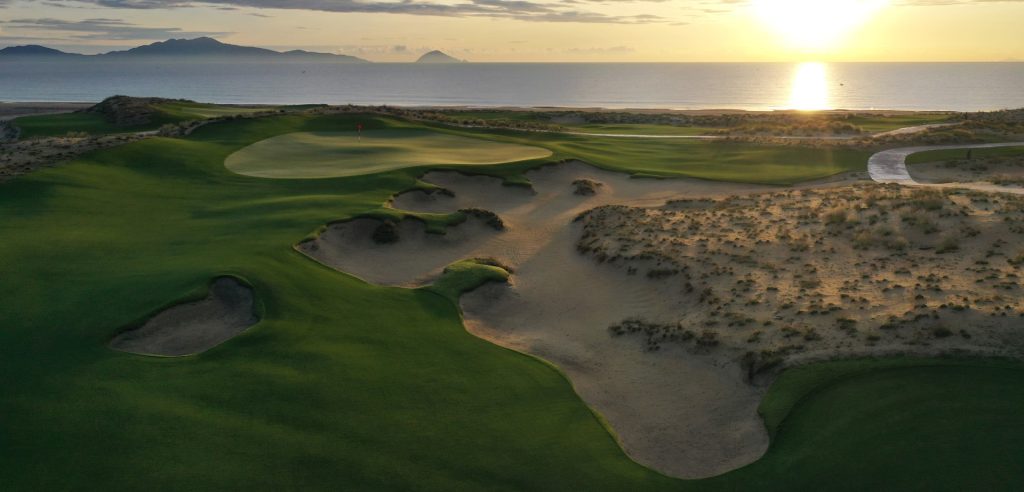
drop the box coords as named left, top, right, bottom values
left=1, top=59, right=1021, bottom=111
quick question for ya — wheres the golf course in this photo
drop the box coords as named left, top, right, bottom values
left=225, top=129, right=553, bottom=178
left=3, top=109, right=1024, bottom=491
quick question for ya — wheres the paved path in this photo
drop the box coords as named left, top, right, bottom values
left=868, top=142, right=1024, bottom=193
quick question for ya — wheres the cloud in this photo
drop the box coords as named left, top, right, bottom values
left=1, top=17, right=229, bottom=39
left=41, top=0, right=672, bottom=24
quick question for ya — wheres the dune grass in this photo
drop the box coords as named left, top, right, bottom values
left=2, top=111, right=1022, bottom=490
left=225, top=129, right=554, bottom=178
left=906, top=145, right=1024, bottom=165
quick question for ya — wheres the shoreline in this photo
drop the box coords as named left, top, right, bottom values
left=0, top=101, right=964, bottom=116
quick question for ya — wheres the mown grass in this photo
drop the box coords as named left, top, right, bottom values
left=846, top=113, right=955, bottom=133
left=566, top=124, right=715, bottom=136
left=399, top=122, right=871, bottom=185
left=906, top=145, right=1024, bottom=165
left=0, top=113, right=670, bottom=490
left=225, top=129, right=553, bottom=178
left=709, top=357, right=1024, bottom=491
left=529, top=133, right=869, bottom=184
left=2, top=111, right=1023, bottom=491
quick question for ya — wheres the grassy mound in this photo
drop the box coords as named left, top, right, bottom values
left=224, top=129, right=554, bottom=178
left=428, top=258, right=511, bottom=302
left=11, top=97, right=293, bottom=138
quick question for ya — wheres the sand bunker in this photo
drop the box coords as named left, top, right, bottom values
left=110, top=277, right=259, bottom=357
left=225, top=129, right=553, bottom=178
left=303, top=160, right=775, bottom=478
left=300, top=216, right=506, bottom=287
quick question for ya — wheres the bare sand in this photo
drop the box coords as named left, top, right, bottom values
left=110, top=277, right=259, bottom=357
left=303, top=155, right=1024, bottom=478
left=302, top=161, right=775, bottom=478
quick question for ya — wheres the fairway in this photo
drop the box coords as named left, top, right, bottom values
left=3, top=111, right=1023, bottom=490
left=224, top=129, right=554, bottom=178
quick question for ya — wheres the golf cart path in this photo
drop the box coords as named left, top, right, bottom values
left=868, top=142, right=1024, bottom=194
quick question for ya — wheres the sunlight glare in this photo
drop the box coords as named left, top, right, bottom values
left=787, top=62, right=830, bottom=110
left=752, top=0, right=889, bottom=50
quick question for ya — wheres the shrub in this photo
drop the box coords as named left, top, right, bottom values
left=696, top=330, right=719, bottom=348
left=823, top=210, right=847, bottom=226
left=459, top=208, right=505, bottom=230
left=572, top=179, right=602, bottom=196
left=936, top=236, right=960, bottom=254
left=933, top=326, right=953, bottom=338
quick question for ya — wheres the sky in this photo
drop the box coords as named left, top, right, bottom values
left=0, top=0, right=1021, bottom=62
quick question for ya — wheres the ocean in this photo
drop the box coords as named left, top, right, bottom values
left=1, top=60, right=1021, bottom=111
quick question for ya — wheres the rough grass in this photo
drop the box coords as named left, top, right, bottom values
left=224, top=129, right=554, bottom=178
left=427, top=259, right=511, bottom=302
left=12, top=101, right=298, bottom=138
left=12, top=111, right=134, bottom=138
left=2, top=111, right=1022, bottom=490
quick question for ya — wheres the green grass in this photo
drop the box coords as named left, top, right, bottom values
left=565, top=124, right=715, bottom=136
left=525, top=132, right=870, bottom=184
left=11, top=101, right=303, bottom=138
left=428, top=259, right=511, bottom=302
left=906, top=145, right=1024, bottom=165
left=2, top=111, right=1023, bottom=490
left=225, top=129, right=553, bottom=178
left=844, top=113, right=955, bottom=133
left=0, top=113, right=669, bottom=490
left=383, top=122, right=870, bottom=185
left=11, top=111, right=131, bottom=138
left=156, top=101, right=273, bottom=119
left=709, top=358, right=1024, bottom=491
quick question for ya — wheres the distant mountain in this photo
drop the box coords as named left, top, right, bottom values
left=0, top=45, right=79, bottom=57
left=0, top=37, right=369, bottom=63
left=103, top=37, right=277, bottom=57
left=416, top=50, right=465, bottom=64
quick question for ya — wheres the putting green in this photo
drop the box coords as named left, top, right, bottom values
left=224, top=129, right=554, bottom=178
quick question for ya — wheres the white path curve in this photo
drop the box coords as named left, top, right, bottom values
left=868, top=142, right=1024, bottom=194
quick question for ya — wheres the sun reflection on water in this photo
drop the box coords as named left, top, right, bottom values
left=787, top=62, right=831, bottom=110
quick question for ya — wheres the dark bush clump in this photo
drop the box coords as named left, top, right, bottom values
left=459, top=208, right=505, bottom=230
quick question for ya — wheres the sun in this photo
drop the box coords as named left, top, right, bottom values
left=752, top=0, right=889, bottom=50
left=787, top=62, right=830, bottom=110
